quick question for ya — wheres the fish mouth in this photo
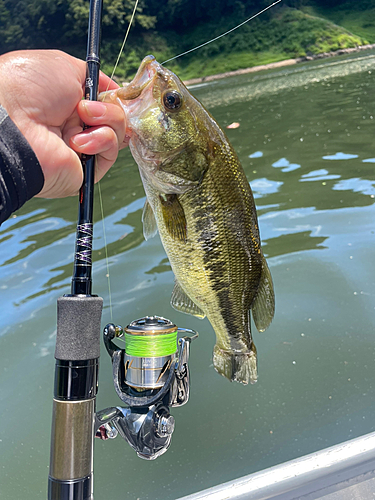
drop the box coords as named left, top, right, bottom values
left=98, top=55, right=160, bottom=104
left=117, top=55, right=159, bottom=101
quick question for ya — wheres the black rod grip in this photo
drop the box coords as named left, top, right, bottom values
left=55, top=295, right=103, bottom=360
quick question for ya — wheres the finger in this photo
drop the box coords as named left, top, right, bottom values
left=61, top=112, right=83, bottom=147
left=70, top=126, right=126, bottom=183
left=95, top=149, right=119, bottom=183
left=70, top=126, right=122, bottom=182
left=36, top=144, right=83, bottom=198
left=99, top=71, right=120, bottom=92
left=70, top=125, right=120, bottom=158
left=77, top=100, right=126, bottom=146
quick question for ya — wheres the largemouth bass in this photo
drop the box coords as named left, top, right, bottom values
left=99, top=55, right=275, bottom=385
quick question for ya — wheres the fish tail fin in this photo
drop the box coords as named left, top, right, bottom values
left=213, top=343, right=257, bottom=385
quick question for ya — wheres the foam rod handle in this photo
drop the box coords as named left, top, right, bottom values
left=55, top=295, right=103, bottom=360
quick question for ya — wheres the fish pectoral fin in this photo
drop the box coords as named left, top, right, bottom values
left=156, top=168, right=198, bottom=193
left=252, top=254, right=275, bottom=332
left=160, top=194, right=187, bottom=242
left=171, top=281, right=205, bottom=319
left=142, top=200, right=158, bottom=240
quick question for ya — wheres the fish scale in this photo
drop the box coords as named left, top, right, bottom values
left=99, top=55, right=275, bottom=385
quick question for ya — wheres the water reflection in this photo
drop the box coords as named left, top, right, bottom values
left=272, top=157, right=300, bottom=173
left=333, top=178, right=375, bottom=196
left=251, top=177, right=283, bottom=198
left=2, top=50, right=375, bottom=500
left=2, top=51, right=375, bottom=317
left=2, top=52, right=375, bottom=323
left=300, top=169, right=340, bottom=181
left=323, top=152, right=359, bottom=160
left=191, top=52, right=375, bottom=108
left=249, top=150, right=263, bottom=158
left=265, top=231, right=328, bottom=258
left=146, top=258, right=171, bottom=275
left=1, top=218, right=74, bottom=267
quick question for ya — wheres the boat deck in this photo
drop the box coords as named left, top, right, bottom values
left=176, top=432, right=375, bottom=500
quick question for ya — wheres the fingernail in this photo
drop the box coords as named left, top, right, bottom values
left=83, top=101, right=107, bottom=117
left=71, top=132, right=92, bottom=147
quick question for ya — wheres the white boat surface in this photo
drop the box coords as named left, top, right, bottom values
left=176, top=431, right=375, bottom=500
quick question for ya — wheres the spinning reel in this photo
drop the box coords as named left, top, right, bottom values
left=95, top=316, right=198, bottom=460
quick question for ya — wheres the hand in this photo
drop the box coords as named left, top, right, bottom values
left=0, top=49, right=127, bottom=198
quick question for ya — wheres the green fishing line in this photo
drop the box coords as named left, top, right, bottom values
left=125, top=331, right=178, bottom=357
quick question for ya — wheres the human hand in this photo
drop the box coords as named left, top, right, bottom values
left=0, top=49, right=127, bottom=198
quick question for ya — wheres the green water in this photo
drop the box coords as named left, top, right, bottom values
left=2, top=50, right=375, bottom=499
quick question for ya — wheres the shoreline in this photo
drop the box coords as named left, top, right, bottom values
left=183, top=43, right=375, bottom=86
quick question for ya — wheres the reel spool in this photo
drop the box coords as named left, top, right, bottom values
left=124, top=316, right=178, bottom=390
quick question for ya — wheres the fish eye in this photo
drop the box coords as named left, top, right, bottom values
left=163, top=90, right=183, bottom=111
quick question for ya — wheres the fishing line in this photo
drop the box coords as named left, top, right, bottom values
left=100, top=0, right=280, bottom=320
left=98, top=181, right=113, bottom=323
left=101, top=0, right=140, bottom=318
left=162, top=0, right=282, bottom=64
left=124, top=330, right=178, bottom=357
left=106, top=0, right=140, bottom=90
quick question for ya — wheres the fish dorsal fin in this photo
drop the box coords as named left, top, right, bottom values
left=171, top=281, right=205, bottom=319
left=142, top=200, right=158, bottom=240
left=159, top=194, right=187, bottom=242
left=252, top=254, right=275, bottom=332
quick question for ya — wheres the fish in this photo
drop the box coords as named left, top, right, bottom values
left=99, top=55, right=275, bottom=385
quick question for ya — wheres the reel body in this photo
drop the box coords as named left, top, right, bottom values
left=96, top=316, right=197, bottom=459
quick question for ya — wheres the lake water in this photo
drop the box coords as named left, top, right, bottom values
left=2, top=50, right=375, bottom=499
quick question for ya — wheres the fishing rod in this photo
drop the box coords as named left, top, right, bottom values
left=48, top=0, right=104, bottom=498
left=48, top=0, right=198, bottom=498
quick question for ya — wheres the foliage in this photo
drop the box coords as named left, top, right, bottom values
left=0, top=0, right=371, bottom=80
left=105, top=5, right=366, bottom=81
left=0, top=0, right=155, bottom=52
left=302, top=1, right=375, bottom=44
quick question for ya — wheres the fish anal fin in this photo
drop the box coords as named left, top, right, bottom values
left=252, top=254, right=275, bottom=332
left=142, top=200, right=158, bottom=240
left=160, top=194, right=187, bottom=242
left=171, top=281, right=205, bottom=319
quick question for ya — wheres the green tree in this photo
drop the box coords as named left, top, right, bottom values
left=65, top=0, right=155, bottom=40
left=0, top=0, right=156, bottom=54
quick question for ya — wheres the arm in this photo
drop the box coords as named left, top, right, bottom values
left=0, top=105, right=44, bottom=224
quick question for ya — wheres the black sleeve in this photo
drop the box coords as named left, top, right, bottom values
left=0, top=105, right=44, bottom=225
